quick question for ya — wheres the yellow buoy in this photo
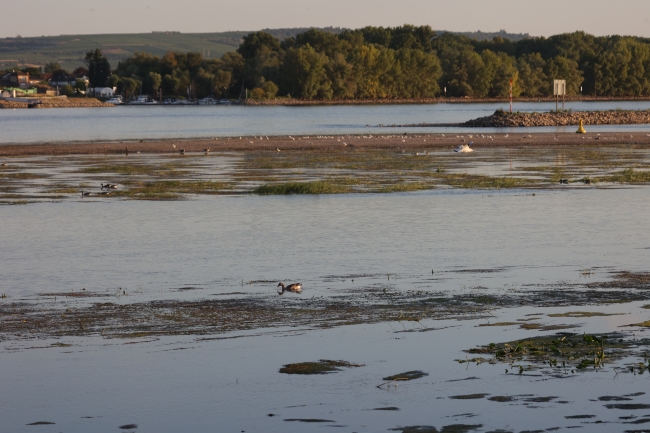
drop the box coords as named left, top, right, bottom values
left=576, top=119, right=587, bottom=134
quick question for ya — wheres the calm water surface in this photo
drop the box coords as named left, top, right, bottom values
left=2, top=188, right=650, bottom=432
left=2, top=101, right=650, bottom=144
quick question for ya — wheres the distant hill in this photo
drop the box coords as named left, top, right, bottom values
left=0, top=28, right=531, bottom=71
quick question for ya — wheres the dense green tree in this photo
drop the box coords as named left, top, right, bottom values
left=545, top=56, right=583, bottom=95
left=517, top=53, right=547, bottom=96
left=100, top=27, right=650, bottom=100
left=84, top=49, right=111, bottom=87
left=44, top=62, right=61, bottom=74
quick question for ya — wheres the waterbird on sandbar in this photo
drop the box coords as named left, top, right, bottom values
left=277, top=282, right=302, bottom=295
left=101, top=183, right=118, bottom=189
left=454, top=143, right=474, bottom=153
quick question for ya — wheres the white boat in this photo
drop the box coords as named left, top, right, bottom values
left=106, top=96, right=123, bottom=105
left=218, top=99, right=232, bottom=105
left=163, top=98, right=189, bottom=105
left=130, top=96, right=159, bottom=105
left=197, top=97, right=218, bottom=105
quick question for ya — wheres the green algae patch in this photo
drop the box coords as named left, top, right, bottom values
left=279, top=359, right=363, bottom=375
left=478, top=322, right=519, bottom=327
left=450, top=393, right=490, bottom=400
left=383, top=370, right=428, bottom=381
left=519, top=323, right=580, bottom=331
left=377, top=182, right=434, bottom=193
left=254, top=181, right=351, bottom=195
left=488, top=396, right=514, bottom=402
left=628, top=320, right=650, bottom=327
left=548, top=311, right=624, bottom=318
left=465, top=332, right=645, bottom=372
left=600, top=168, right=650, bottom=183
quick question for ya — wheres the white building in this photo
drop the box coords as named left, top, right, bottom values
left=88, top=87, right=115, bottom=98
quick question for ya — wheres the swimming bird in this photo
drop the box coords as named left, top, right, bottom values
left=179, top=149, right=185, bottom=155
left=81, top=191, right=92, bottom=197
left=277, top=282, right=302, bottom=295
left=454, top=143, right=474, bottom=153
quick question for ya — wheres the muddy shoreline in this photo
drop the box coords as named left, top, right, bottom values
left=2, top=271, right=649, bottom=342
left=2, top=132, right=650, bottom=157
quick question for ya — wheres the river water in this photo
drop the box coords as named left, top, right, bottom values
left=2, top=188, right=650, bottom=431
left=1, top=100, right=650, bottom=144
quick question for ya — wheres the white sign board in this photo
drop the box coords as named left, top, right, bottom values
left=553, top=79, right=566, bottom=96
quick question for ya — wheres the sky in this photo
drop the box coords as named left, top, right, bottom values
left=4, top=0, right=650, bottom=39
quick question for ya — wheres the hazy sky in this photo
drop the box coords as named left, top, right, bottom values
left=4, top=0, right=649, bottom=38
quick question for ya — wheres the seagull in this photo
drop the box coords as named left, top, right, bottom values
left=277, top=282, right=302, bottom=295
left=454, top=143, right=474, bottom=153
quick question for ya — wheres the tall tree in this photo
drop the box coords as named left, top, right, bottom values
left=84, top=49, right=111, bottom=88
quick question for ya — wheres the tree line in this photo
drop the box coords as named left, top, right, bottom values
left=13, top=26, right=650, bottom=100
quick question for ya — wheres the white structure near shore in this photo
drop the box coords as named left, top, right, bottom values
left=87, top=87, right=116, bottom=98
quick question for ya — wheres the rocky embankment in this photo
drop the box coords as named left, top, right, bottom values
left=463, top=110, right=650, bottom=127
left=0, top=97, right=113, bottom=109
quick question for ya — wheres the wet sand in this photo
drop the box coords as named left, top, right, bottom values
left=1, top=132, right=649, bottom=156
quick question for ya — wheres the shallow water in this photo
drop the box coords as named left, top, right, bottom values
left=2, top=184, right=650, bottom=431
left=2, top=100, right=650, bottom=144
left=2, top=188, right=649, bottom=297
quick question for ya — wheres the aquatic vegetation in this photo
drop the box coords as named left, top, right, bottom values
left=117, top=180, right=229, bottom=199
left=477, top=322, right=519, bottom=327
left=465, top=332, right=648, bottom=372
left=601, top=168, right=650, bottom=183
left=279, top=359, right=363, bottom=374
left=376, top=182, right=434, bottom=193
left=382, top=370, right=428, bottom=381
left=547, top=311, right=623, bottom=318
left=449, top=394, right=489, bottom=400
left=81, top=163, right=186, bottom=177
left=254, top=181, right=351, bottom=195
left=0, top=172, right=44, bottom=179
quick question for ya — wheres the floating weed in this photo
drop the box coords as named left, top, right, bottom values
left=600, top=168, right=650, bottom=183
left=465, top=332, right=644, bottom=372
left=376, top=182, right=434, bottom=193
left=80, top=163, right=185, bottom=177
left=449, top=394, right=490, bottom=400
left=382, top=370, right=428, bottom=381
left=519, top=323, right=580, bottom=331
left=116, top=180, right=229, bottom=199
left=0, top=172, right=44, bottom=179
left=254, top=181, right=351, bottom=195
left=279, top=359, right=363, bottom=375
left=547, top=311, right=624, bottom=318
left=477, top=322, right=519, bottom=327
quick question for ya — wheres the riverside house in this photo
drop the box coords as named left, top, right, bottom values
left=0, top=71, right=30, bottom=88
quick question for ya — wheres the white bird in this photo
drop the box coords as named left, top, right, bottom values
left=454, top=143, right=474, bottom=153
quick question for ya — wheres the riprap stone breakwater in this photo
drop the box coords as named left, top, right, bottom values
left=462, top=110, right=650, bottom=127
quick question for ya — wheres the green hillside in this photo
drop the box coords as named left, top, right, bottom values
left=0, top=32, right=243, bottom=71
left=0, top=28, right=531, bottom=72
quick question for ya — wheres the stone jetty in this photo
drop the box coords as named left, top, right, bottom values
left=463, top=110, right=650, bottom=127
